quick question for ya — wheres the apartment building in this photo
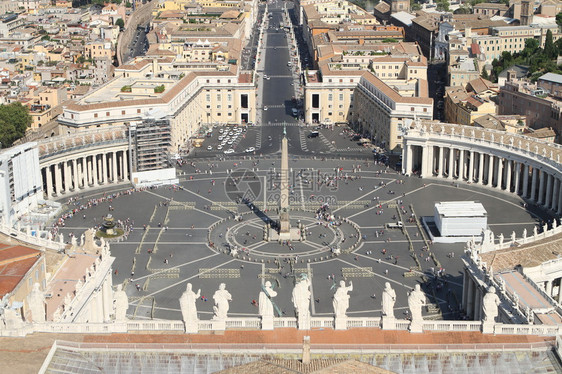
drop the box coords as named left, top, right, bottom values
left=59, top=59, right=256, bottom=151
left=498, top=74, right=562, bottom=134
left=351, top=71, right=433, bottom=151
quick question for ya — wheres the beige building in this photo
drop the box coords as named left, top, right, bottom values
left=59, top=59, right=256, bottom=151
left=351, top=71, right=433, bottom=151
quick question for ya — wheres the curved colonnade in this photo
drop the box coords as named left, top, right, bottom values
left=38, top=126, right=130, bottom=199
left=402, top=122, right=562, bottom=215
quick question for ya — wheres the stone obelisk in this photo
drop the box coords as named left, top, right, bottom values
left=279, top=125, right=291, bottom=239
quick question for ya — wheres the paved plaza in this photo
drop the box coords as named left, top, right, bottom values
left=55, top=153, right=546, bottom=322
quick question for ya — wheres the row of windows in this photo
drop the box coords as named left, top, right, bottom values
left=206, top=93, right=233, bottom=102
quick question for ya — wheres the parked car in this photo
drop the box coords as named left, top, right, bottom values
left=224, top=148, right=235, bottom=154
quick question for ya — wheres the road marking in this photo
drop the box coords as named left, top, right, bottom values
left=129, top=258, right=237, bottom=303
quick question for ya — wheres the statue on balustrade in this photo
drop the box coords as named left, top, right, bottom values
left=332, top=280, right=353, bottom=318
left=27, top=283, right=46, bottom=323
left=113, top=284, right=129, bottom=321
left=382, top=282, right=396, bottom=319
left=292, top=274, right=311, bottom=319
left=180, top=283, right=200, bottom=324
left=482, top=286, right=501, bottom=323
left=212, top=283, right=232, bottom=320
left=259, top=281, right=277, bottom=318
left=408, top=284, right=426, bottom=323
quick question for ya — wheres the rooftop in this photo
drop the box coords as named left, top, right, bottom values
left=0, top=243, right=42, bottom=296
left=434, top=201, right=487, bottom=217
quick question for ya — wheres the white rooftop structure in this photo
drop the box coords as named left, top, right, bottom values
left=433, top=201, right=487, bottom=239
left=434, top=201, right=487, bottom=218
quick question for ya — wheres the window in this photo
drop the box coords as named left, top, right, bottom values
left=121, top=110, right=125, bottom=115
left=206, top=94, right=211, bottom=102
left=94, top=113, right=98, bottom=118
left=328, top=94, right=333, bottom=101
left=106, top=112, right=110, bottom=116
left=227, top=94, right=232, bottom=101
left=217, top=94, right=221, bottom=101
left=137, top=109, right=141, bottom=113
left=423, top=108, right=427, bottom=112
left=411, top=107, right=415, bottom=111
left=339, top=94, right=343, bottom=101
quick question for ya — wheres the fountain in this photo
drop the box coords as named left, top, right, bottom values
left=96, top=214, right=124, bottom=239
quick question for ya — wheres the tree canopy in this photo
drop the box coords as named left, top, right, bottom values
left=0, top=102, right=32, bottom=148
left=115, top=18, right=124, bottom=30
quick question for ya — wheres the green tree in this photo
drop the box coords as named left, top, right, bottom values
left=481, top=66, right=489, bottom=80
left=411, top=3, right=421, bottom=10
left=0, top=102, right=32, bottom=148
left=115, top=18, right=124, bottom=31
left=436, top=0, right=449, bottom=11
left=556, top=11, right=562, bottom=27
left=544, top=29, right=556, bottom=59
left=454, top=6, right=471, bottom=14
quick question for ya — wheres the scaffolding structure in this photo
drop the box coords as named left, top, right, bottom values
left=129, top=119, right=171, bottom=172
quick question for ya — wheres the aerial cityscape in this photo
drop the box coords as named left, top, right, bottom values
left=0, top=0, right=562, bottom=372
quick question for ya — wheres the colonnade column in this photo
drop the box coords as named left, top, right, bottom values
left=530, top=168, right=538, bottom=202
left=72, top=159, right=78, bottom=191
left=458, top=149, right=464, bottom=180
left=438, top=147, right=444, bottom=178
left=404, top=145, right=411, bottom=176
left=54, top=163, right=62, bottom=196
left=538, top=171, right=546, bottom=205
left=101, top=153, right=107, bottom=184
left=63, top=161, right=70, bottom=193
left=474, top=287, right=482, bottom=321
left=45, top=165, right=53, bottom=199
left=522, top=164, right=529, bottom=198
left=468, top=150, right=474, bottom=182
left=478, top=152, right=484, bottom=185
left=112, top=152, right=118, bottom=182
left=122, top=151, right=128, bottom=180
left=487, top=155, right=494, bottom=186
left=505, top=159, right=512, bottom=192
left=448, top=148, right=454, bottom=179
left=513, top=162, right=520, bottom=195
left=545, top=174, right=554, bottom=208
left=551, top=178, right=559, bottom=211
left=496, top=158, right=503, bottom=189
left=93, top=155, right=99, bottom=186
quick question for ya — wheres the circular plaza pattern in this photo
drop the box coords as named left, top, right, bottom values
left=53, top=152, right=546, bottom=322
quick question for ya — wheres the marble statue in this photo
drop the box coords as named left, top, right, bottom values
left=53, top=307, right=62, bottom=322
left=113, top=284, right=129, bottom=321
left=382, top=282, right=396, bottom=319
left=75, top=278, right=83, bottom=292
left=292, top=274, right=311, bottom=319
left=80, top=233, right=85, bottom=247
left=212, top=283, right=232, bottom=320
left=64, top=293, right=72, bottom=308
left=332, top=280, right=353, bottom=318
left=543, top=223, right=548, bottom=233
left=27, top=283, right=45, bottom=323
left=471, top=129, right=475, bottom=138
left=179, top=283, right=200, bottom=323
left=58, top=233, right=64, bottom=244
left=482, top=286, right=500, bottom=323
left=554, top=219, right=558, bottom=229
left=523, top=228, right=527, bottom=239
left=511, top=231, right=516, bottom=243
left=259, top=281, right=277, bottom=318
left=533, top=226, right=538, bottom=237
left=408, top=284, right=426, bottom=323
left=498, top=233, right=504, bottom=246
left=71, top=236, right=77, bottom=248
